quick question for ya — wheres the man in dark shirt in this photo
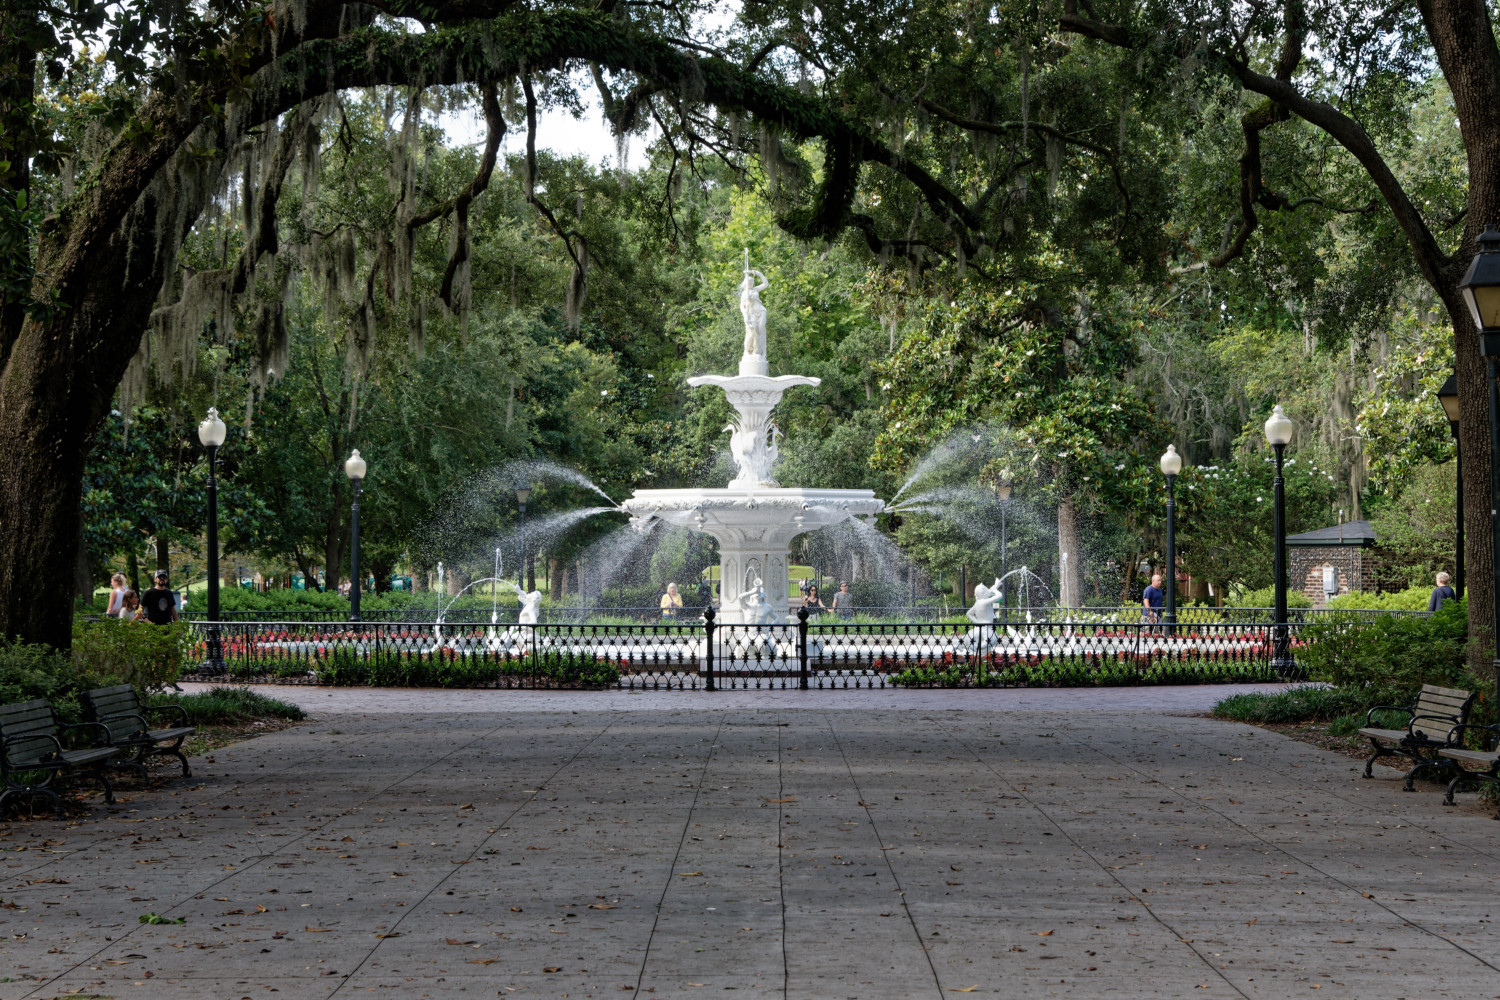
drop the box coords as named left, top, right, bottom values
left=1428, top=571, right=1457, bottom=612
left=1141, top=573, right=1165, bottom=623
left=138, top=573, right=179, bottom=625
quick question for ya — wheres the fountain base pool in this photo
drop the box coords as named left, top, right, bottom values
left=621, top=487, right=884, bottom=622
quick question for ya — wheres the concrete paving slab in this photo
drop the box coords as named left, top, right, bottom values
left=3, top=705, right=1499, bottom=1000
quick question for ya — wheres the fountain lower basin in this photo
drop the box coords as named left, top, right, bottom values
left=621, top=487, right=884, bottom=622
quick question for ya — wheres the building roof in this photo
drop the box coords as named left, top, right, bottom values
left=1285, top=520, right=1376, bottom=548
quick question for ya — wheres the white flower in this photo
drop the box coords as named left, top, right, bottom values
left=600, top=390, right=608, bottom=396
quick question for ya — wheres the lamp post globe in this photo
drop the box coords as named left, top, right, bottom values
left=1457, top=226, right=1500, bottom=714
left=516, top=484, right=533, bottom=593
left=345, top=450, right=366, bottom=622
left=1263, top=406, right=1295, bottom=671
left=1159, top=445, right=1182, bottom=632
left=197, top=408, right=228, bottom=674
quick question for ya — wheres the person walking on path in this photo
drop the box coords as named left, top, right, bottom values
left=659, top=582, right=683, bottom=620
left=117, top=590, right=139, bottom=620
left=1428, top=571, right=1458, bottom=612
left=1141, top=573, right=1165, bottom=625
left=105, top=573, right=128, bottom=616
left=136, top=572, right=179, bottom=625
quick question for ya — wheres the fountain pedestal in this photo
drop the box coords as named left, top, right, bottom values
left=621, top=255, right=885, bottom=624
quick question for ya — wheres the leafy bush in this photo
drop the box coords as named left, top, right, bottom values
left=1325, top=585, right=1432, bottom=611
left=1297, top=599, right=1469, bottom=693
left=313, top=649, right=621, bottom=688
left=1230, top=586, right=1313, bottom=610
left=1212, top=686, right=1370, bottom=724
left=0, top=638, right=109, bottom=723
left=145, top=686, right=306, bottom=725
left=71, top=619, right=191, bottom=691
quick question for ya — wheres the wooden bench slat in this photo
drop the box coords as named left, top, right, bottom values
left=1359, top=728, right=1408, bottom=742
left=1421, top=684, right=1474, bottom=699
left=1440, top=749, right=1500, bottom=765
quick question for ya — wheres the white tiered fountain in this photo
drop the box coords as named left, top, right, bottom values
left=621, top=255, right=885, bottom=623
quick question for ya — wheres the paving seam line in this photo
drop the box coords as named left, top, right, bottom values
left=1179, top=719, right=1500, bottom=866
left=1074, top=718, right=1500, bottom=976
left=931, top=717, right=1254, bottom=1000
left=4, top=713, right=415, bottom=886
left=323, top=719, right=625, bottom=997
left=820, top=710, right=946, bottom=999
left=22, top=715, right=528, bottom=999
left=776, top=712, right=788, bottom=999
left=633, top=713, right=729, bottom=997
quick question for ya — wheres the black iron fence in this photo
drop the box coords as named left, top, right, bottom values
left=175, top=605, right=1429, bottom=626
left=175, top=610, right=1311, bottom=690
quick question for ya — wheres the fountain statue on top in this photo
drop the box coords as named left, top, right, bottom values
left=621, top=251, right=885, bottom=623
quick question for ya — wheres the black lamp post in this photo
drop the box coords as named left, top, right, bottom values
left=1457, top=225, right=1500, bottom=713
left=1438, top=373, right=1465, bottom=599
left=1159, top=444, right=1182, bottom=633
left=516, top=483, right=532, bottom=593
left=197, top=408, right=227, bottom=674
left=1264, top=405, right=1295, bottom=671
left=345, top=449, right=367, bottom=621
left=996, top=472, right=1012, bottom=624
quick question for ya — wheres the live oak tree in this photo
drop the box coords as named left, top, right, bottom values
left=2, top=0, right=1187, bottom=646
left=1035, top=0, right=1500, bottom=668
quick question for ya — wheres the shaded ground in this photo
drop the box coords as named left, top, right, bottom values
left=2, top=694, right=1498, bottom=999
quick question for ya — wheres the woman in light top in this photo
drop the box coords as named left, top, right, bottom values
left=660, top=582, right=684, bottom=619
left=105, top=572, right=128, bottom=616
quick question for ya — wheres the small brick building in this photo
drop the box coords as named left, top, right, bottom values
left=1285, top=520, right=1380, bottom=607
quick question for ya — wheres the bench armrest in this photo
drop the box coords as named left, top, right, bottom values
left=2, top=731, right=64, bottom=763
left=1365, top=704, right=1413, bottom=726
left=58, top=720, right=113, bottom=749
left=96, top=713, right=151, bottom=739
left=1445, top=722, right=1500, bottom=748
left=139, top=704, right=189, bottom=727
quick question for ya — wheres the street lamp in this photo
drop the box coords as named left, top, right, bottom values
left=1457, top=225, right=1500, bottom=713
left=516, top=483, right=532, bottom=593
left=1159, top=444, right=1183, bottom=633
left=344, top=449, right=367, bottom=622
left=1264, top=405, right=1295, bottom=672
left=197, top=408, right=227, bottom=674
left=1438, top=373, right=1464, bottom=599
left=996, top=472, right=1013, bottom=624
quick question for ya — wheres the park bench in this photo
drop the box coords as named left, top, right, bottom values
left=1359, top=684, right=1477, bottom=791
left=0, top=700, right=120, bottom=816
left=1439, top=724, right=1500, bottom=818
left=82, top=685, right=196, bottom=778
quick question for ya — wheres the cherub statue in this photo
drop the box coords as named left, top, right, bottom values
left=516, top=589, right=544, bottom=625
left=736, top=576, right=780, bottom=626
left=966, top=579, right=1003, bottom=625
left=739, top=255, right=769, bottom=358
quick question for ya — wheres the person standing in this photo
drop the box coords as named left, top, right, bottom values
left=830, top=581, right=854, bottom=619
left=136, top=572, right=179, bottom=625
left=802, top=584, right=829, bottom=615
left=105, top=572, right=128, bottom=616
left=1141, top=573, right=1164, bottom=624
left=1428, top=571, right=1458, bottom=612
left=660, top=582, right=683, bottom=620
left=117, top=590, right=139, bottom=620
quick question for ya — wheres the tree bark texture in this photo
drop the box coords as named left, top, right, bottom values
left=1057, top=494, right=1081, bottom=609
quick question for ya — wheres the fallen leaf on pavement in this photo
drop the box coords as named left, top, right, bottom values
left=763, top=796, right=796, bottom=803
left=1034, top=930, right=1053, bottom=936
left=678, top=872, right=702, bottom=877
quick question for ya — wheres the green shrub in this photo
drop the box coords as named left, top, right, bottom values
left=0, top=637, right=106, bottom=723
left=1325, top=585, right=1432, bottom=611
left=145, top=686, right=306, bottom=725
left=312, top=649, right=621, bottom=688
left=1211, top=686, right=1369, bottom=724
left=1297, top=599, right=1469, bottom=693
left=71, top=619, right=191, bottom=691
left=1230, top=586, right=1313, bottom=610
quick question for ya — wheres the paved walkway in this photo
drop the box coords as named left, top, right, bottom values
left=176, top=681, right=1302, bottom=714
left=3, top=700, right=1498, bottom=999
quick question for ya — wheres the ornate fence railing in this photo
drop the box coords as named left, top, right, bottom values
left=173, top=610, right=1313, bottom=690
left=171, top=605, right=1430, bottom=626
